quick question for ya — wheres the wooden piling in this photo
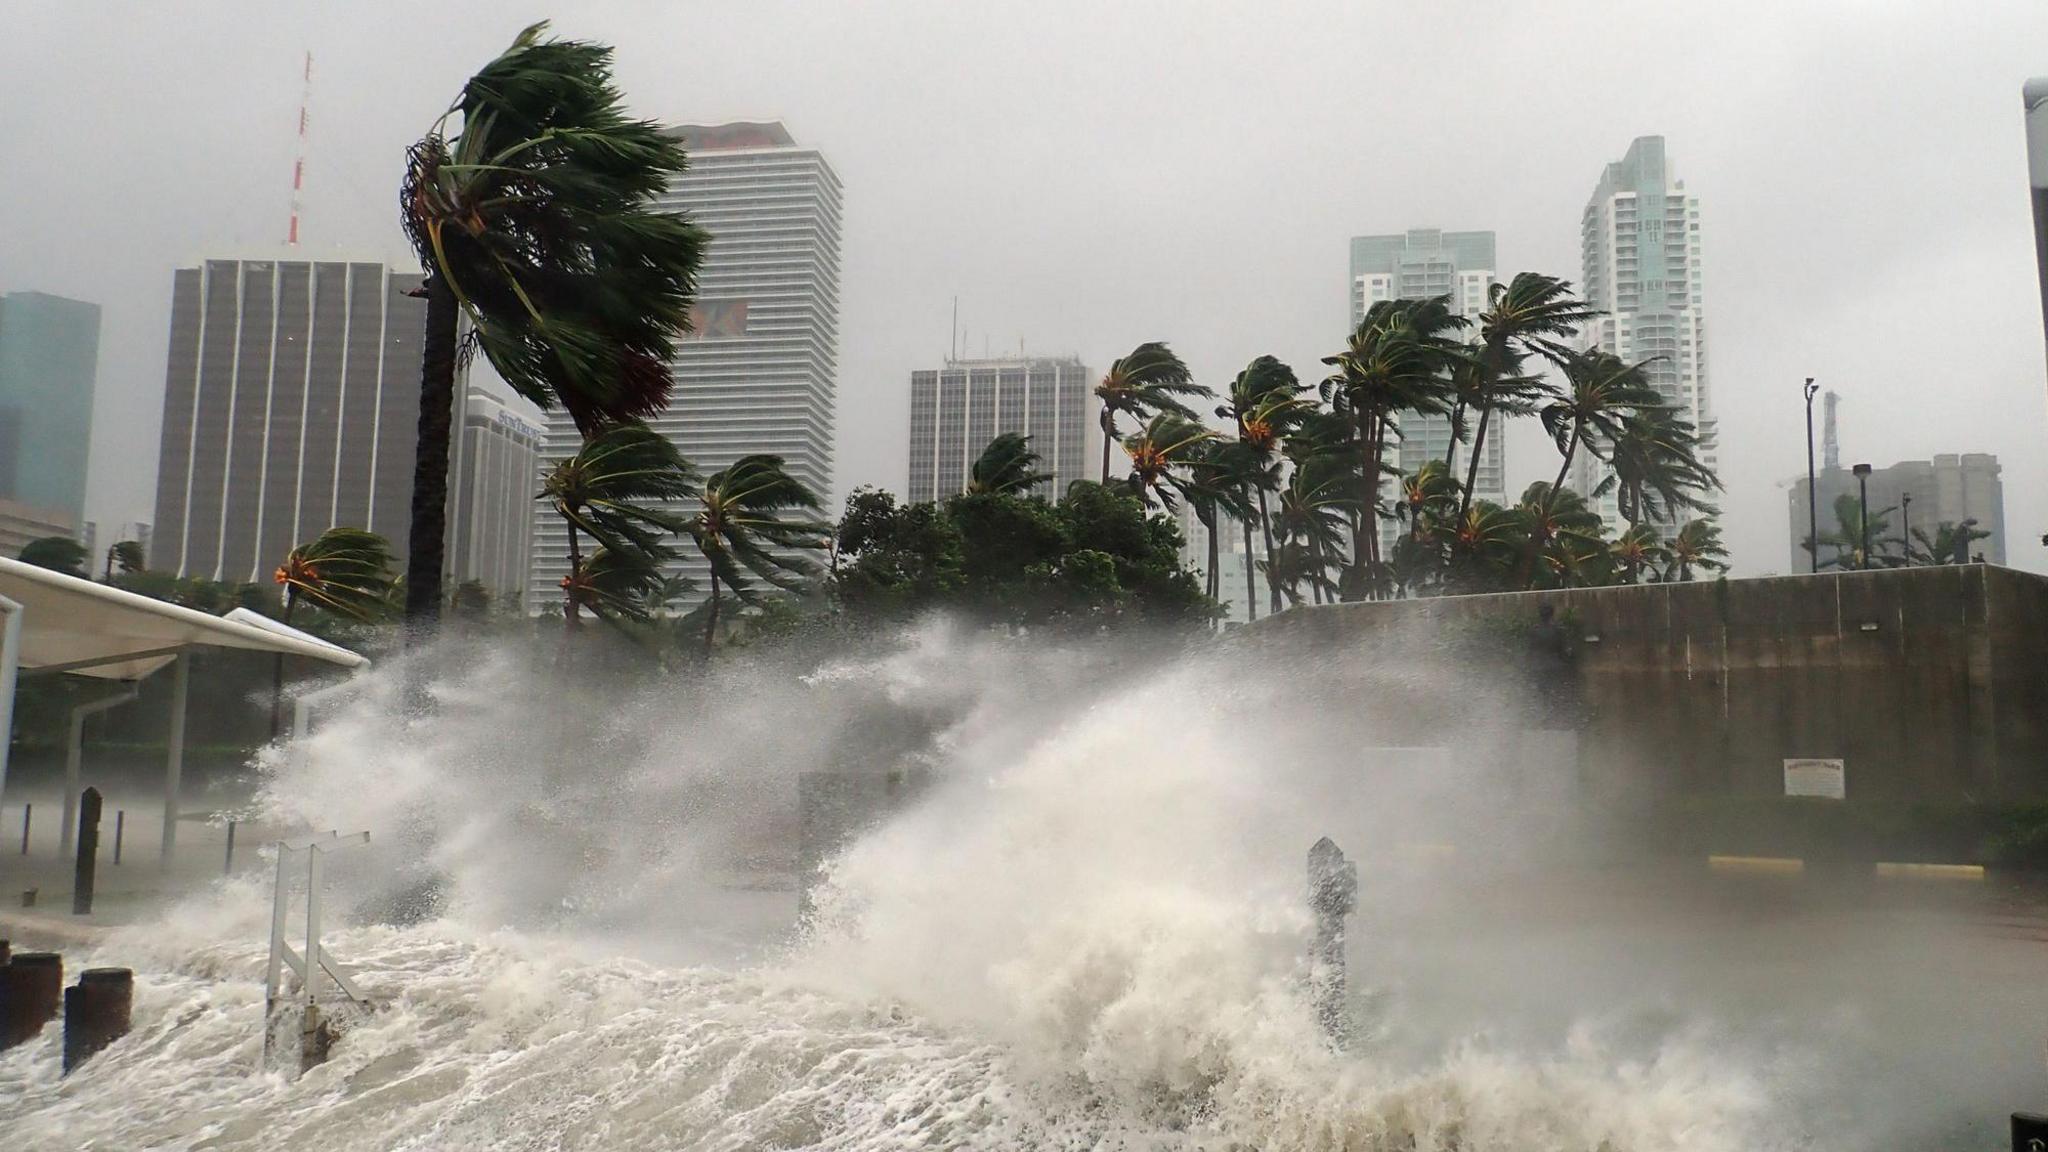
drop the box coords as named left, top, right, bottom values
left=62, top=967, right=132, bottom=1073
left=0, top=951, right=63, bottom=1051
left=113, top=809, right=123, bottom=865
left=72, top=787, right=101, bottom=916
left=18, top=801, right=28, bottom=854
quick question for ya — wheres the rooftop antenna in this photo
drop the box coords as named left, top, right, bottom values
left=950, top=296, right=957, bottom=361
left=1822, top=390, right=1840, bottom=471
left=286, top=51, right=312, bottom=247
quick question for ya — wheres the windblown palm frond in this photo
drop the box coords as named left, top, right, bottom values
left=690, top=455, right=828, bottom=650
left=541, top=420, right=696, bottom=559
left=967, top=432, right=1053, bottom=496
left=274, top=528, right=396, bottom=621
left=1095, top=342, right=1211, bottom=483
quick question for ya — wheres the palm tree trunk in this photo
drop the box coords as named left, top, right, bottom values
left=1552, top=427, right=1580, bottom=495
left=1459, top=406, right=1492, bottom=520
left=403, top=273, right=459, bottom=639
left=1206, top=514, right=1219, bottom=603
left=268, top=592, right=297, bottom=739
left=1242, top=515, right=1258, bottom=622
left=1443, top=400, right=1465, bottom=480
left=704, top=568, right=721, bottom=653
left=1099, top=409, right=1115, bottom=485
left=1257, top=488, right=1281, bottom=614
left=563, top=520, right=584, bottom=631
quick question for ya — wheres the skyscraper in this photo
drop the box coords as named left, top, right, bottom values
left=908, top=355, right=1091, bottom=501
left=530, top=121, right=843, bottom=610
left=1788, top=453, right=2007, bottom=569
left=0, top=290, right=100, bottom=525
left=449, top=386, right=542, bottom=606
left=1573, top=136, right=1714, bottom=531
left=1348, top=229, right=1503, bottom=552
left=149, top=256, right=426, bottom=581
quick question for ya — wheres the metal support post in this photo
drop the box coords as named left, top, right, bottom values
left=262, top=831, right=372, bottom=1072
left=161, top=650, right=188, bottom=864
left=61, top=687, right=136, bottom=857
left=0, top=594, right=21, bottom=819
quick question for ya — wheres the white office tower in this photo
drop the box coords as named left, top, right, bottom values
left=907, top=356, right=1091, bottom=501
left=448, top=386, right=541, bottom=607
left=1348, top=229, right=1502, bottom=557
left=1573, top=136, right=1714, bottom=533
left=529, top=122, right=843, bottom=610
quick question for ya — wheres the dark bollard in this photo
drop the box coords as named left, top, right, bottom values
left=224, top=820, right=236, bottom=874
left=0, top=951, right=63, bottom=1051
left=18, top=802, right=28, bottom=854
left=0, top=939, right=8, bottom=964
left=72, top=787, right=102, bottom=916
left=113, top=810, right=124, bottom=866
left=21, top=887, right=35, bottom=908
left=62, top=967, right=133, bottom=1073
left=1307, top=836, right=1359, bottom=1047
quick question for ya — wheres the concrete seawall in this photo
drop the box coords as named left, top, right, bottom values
left=1247, top=565, right=2048, bottom=806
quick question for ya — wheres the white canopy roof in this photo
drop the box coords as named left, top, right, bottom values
left=0, top=557, right=370, bottom=680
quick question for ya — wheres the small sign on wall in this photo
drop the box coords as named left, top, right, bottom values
left=1784, top=758, right=1846, bottom=800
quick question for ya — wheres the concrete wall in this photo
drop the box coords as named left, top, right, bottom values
left=1250, top=566, right=2048, bottom=805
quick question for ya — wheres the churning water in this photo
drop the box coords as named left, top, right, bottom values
left=0, top=621, right=2028, bottom=1149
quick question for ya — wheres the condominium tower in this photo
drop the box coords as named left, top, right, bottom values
left=1348, top=229, right=1503, bottom=553
left=529, top=121, right=843, bottom=610
left=1573, top=136, right=1714, bottom=531
left=908, top=355, right=1090, bottom=501
left=449, top=385, right=542, bottom=606
left=0, top=290, right=101, bottom=527
left=150, top=257, right=426, bottom=581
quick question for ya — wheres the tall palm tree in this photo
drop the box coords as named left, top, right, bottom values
left=399, top=22, right=707, bottom=632
left=1455, top=274, right=1597, bottom=519
left=1666, top=518, right=1730, bottom=581
left=1322, top=297, right=1468, bottom=597
left=1598, top=404, right=1719, bottom=530
left=540, top=421, right=697, bottom=628
left=1219, top=355, right=1309, bottom=614
left=271, top=528, right=395, bottom=735
left=1119, top=412, right=1216, bottom=511
left=1539, top=350, right=1663, bottom=497
left=1389, top=458, right=1461, bottom=597
left=1094, top=343, right=1208, bottom=484
left=688, top=455, right=827, bottom=651
left=561, top=546, right=665, bottom=625
left=1507, top=482, right=1607, bottom=591
left=1269, top=453, right=1357, bottom=606
left=967, top=432, right=1052, bottom=496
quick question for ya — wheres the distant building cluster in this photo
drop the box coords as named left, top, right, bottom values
left=0, top=290, right=98, bottom=543
left=1789, top=454, right=2006, bottom=569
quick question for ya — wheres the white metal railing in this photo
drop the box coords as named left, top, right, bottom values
left=263, top=830, right=372, bottom=1070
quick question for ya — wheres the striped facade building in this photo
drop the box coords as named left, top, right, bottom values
left=529, top=121, right=843, bottom=611
left=907, top=356, right=1091, bottom=502
left=449, top=386, right=542, bottom=606
left=149, top=257, right=425, bottom=582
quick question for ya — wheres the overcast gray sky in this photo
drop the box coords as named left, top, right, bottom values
left=4, top=0, right=2046, bottom=575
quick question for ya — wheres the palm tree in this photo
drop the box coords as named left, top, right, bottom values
left=1454, top=273, right=1595, bottom=520
left=1219, top=355, right=1309, bottom=614
left=540, top=421, right=697, bottom=627
left=271, top=528, right=395, bottom=735
left=1507, top=482, right=1608, bottom=591
left=1269, top=453, right=1357, bottom=606
left=1094, top=343, right=1208, bottom=484
left=1442, top=500, right=1523, bottom=593
left=18, top=536, right=87, bottom=576
left=1598, top=405, right=1719, bottom=530
left=561, top=546, right=665, bottom=625
left=1908, top=520, right=1991, bottom=566
left=967, top=432, right=1052, bottom=496
left=1321, top=297, right=1468, bottom=598
left=1119, top=412, right=1216, bottom=511
left=688, top=455, right=827, bottom=652
left=1539, top=350, right=1664, bottom=497
left=399, top=22, right=707, bottom=631
left=102, top=540, right=145, bottom=582
left=1666, top=518, right=1730, bottom=581
left=1804, top=493, right=1901, bottom=570
left=1609, top=524, right=1670, bottom=585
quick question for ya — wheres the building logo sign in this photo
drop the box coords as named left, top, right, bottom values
left=687, top=299, right=748, bottom=340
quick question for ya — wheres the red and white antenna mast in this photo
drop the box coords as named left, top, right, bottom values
left=287, top=51, right=312, bottom=247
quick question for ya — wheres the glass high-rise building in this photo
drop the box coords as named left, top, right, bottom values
left=0, top=290, right=101, bottom=525
left=449, top=385, right=541, bottom=607
left=530, top=121, right=843, bottom=611
left=907, top=355, right=1090, bottom=502
left=149, top=257, right=427, bottom=581
left=1574, top=136, right=1714, bottom=533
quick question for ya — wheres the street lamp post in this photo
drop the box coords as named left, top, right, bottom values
left=1900, top=491, right=1912, bottom=567
left=1803, top=378, right=1821, bottom=573
left=1853, top=463, right=1873, bottom=569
